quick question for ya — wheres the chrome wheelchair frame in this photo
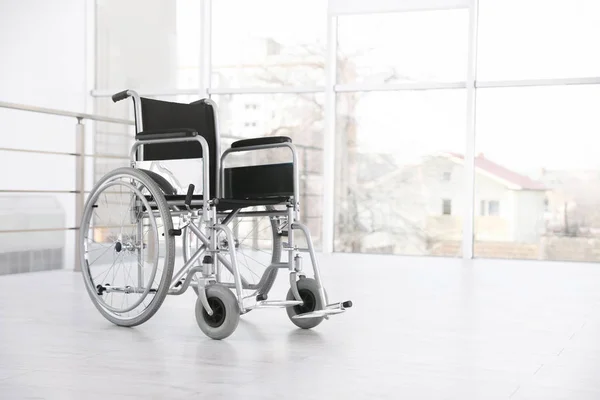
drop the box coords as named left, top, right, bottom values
left=79, top=90, right=351, bottom=339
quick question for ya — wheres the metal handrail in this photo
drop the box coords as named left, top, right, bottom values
left=0, top=99, right=324, bottom=272
left=0, top=100, right=322, bottom=151
left=0, top=100, right=134, bottom=125
left=0, top=100, right=131, bottom=271
left=0, top=147, right=130, bottom=160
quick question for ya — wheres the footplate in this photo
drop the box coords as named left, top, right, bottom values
left=251, top=300, right=303, bottom=309
left=292, top=300, right=353, bottom=319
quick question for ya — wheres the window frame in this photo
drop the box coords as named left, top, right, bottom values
left=89, top=0, right=600, bottom=260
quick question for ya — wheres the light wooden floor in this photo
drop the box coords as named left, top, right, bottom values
left=1, top=253, right=600, bottom=399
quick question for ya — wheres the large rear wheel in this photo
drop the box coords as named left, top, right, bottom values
left=79, top=168, right=175, bottom=327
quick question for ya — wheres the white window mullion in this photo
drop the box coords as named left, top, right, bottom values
left=463, top=0, right=479, bottom=259
left=477, top=77, right=600, bottom=89
left=91, top=87, right=325, bottom=98
left=335, top=82, right=466, bottom=92
left=329, top=0, right=469, bottom=16
left=200, top=0, right=211, bottom=99
left=322, top=13, right=338, bottom=254
left=208, top=87, right=325, bottom=95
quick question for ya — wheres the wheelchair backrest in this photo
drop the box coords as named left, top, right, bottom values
left=137, top=98, right=219, bottom=198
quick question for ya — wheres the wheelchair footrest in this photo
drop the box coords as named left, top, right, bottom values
left=293, top=309, right=345, bottom=319
left=292, top=300, right=353, bottom=319
left=254, top=300, right=303, bottom=309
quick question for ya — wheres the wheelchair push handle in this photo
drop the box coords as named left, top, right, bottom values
left=112, top=90, right=130, bottom=103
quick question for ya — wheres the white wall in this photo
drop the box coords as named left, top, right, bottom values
left=0, top=0, right=87, bottom=109
left=93, top=0, right=178, bottom=181
left=0, top=0, right=90, bottom=271
left=95, top=0, right=177, bottom=93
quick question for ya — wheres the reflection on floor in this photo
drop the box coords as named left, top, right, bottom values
left=1, top=254, right=600, bottom=399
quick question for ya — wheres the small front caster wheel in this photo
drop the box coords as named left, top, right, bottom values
left=286, top=277, right=325, bottom=330
left=195, top=284, right=240, bottom=340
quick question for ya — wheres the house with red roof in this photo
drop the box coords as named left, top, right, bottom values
left=440, top=152, right=546, bottom=242
left=354, top=152, right=547, bottom=255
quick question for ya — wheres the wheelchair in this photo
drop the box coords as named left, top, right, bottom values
left=78, top=90, right=352, bottom=339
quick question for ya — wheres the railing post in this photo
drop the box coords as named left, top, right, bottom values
left=74, top=118, right=85, bottom=271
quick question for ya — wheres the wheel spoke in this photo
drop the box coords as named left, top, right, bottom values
left=87, top=243, right=114, bottom=269
left=95, top=251, right=123, bottom=284
left=184, top=207, right=283, bottom=296
left=236, top=219, right=273, bottom=248
left=237, top=248, right=262, bottom=281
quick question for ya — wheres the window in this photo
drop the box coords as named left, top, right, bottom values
left=334, top=90, right=465, bottom=257
left=212, top=93, right=324, bottom=248
left=337, top=9, right=469, bottom=84
left=442, top=199, right=452, bottom=215
left=211, top=0, right=326, bottom=88
left=475, top=85, right=600, bottom=261
left=488, top=201, right=500, bottom=216
left=88, top=0, right=600, bottom=263
left=480, top=200, right=500, bottom=216
left=478, top=0, right=600, bottom=80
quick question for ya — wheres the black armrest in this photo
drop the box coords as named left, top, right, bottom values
left=135, top=128, right=198, bottom=141
left=231, top=136, right=292, bottom=149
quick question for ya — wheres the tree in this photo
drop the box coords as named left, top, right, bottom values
left=227, top=40, right=437, bottom=254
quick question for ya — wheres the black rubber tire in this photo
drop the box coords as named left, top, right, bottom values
left=286, top=277, right=325, bottom=330
left=195, top=284, right=240, bottom=340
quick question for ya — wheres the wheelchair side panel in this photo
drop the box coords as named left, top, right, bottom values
left=223, top=162, right=294, bottom=199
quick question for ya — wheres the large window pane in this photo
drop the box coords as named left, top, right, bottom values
left=475, top=85, right=600, bottom=261
left=335, top=90, right=466, bottom=256
left=212, top=93, right=325, bottom=248
left=211, top=0, right=326, bottom=88
left=478, top=0, right=600, bottom=80
left=337, top=9, right=469, bottom=85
